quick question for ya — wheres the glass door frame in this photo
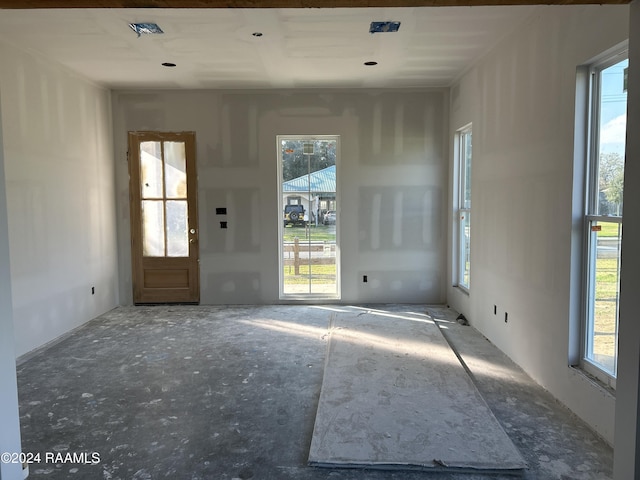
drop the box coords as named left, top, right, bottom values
left=277, top=135, right=341, bottom=300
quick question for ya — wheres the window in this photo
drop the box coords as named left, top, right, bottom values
left=583, top=51, right=628, bottom=382
left=456, top=126, right=472, bottom=291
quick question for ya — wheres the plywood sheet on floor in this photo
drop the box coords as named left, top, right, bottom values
left=308, top=309, right=526, bottom=474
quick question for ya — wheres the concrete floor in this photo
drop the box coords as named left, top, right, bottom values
left=16, top=305, right=613, bottom=480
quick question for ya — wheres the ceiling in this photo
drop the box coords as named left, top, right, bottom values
left=0, top=6, right=547, bottom=89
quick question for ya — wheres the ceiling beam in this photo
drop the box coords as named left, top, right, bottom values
left=0, top=0, right=631, bottom=7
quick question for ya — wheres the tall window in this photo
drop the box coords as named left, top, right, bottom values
left=456, top=126, right=472, bottom=291
left=583, top=52, right=628, bottom=382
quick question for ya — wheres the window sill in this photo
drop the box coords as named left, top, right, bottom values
left=569, top=365, right=616, bottom=397
left=454, top=285, right=470, bottom=296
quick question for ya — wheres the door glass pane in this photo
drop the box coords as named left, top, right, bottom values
left=142, top=200, right=165, bottom=256
left=164, top=141, right=187, bottom=199
left=586, top=221, right=622, bottom=375
left=281, top=138, right=337, bottom=296
left=140, top=141, right=163, bottom=199
left=166, top=200, right=189, bottom=257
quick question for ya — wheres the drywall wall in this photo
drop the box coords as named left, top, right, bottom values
left=613, top=1, right=640, bottom=477
left=447, top=5, right=629, bottom=444
left=0, top=41, right=119, bottom=357
left=0, top=97, right=23, bottom=480
left=112, top=90, right=448, bottom=305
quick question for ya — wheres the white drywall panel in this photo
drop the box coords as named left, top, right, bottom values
left=0, top=95, right=23, bottom=480
left=112, top=90, right=448, bottom=305
left=613, top=1, right=640, bottom=477
left=0, top=41, right=119, bottom=357
left=447, top=5, right=629, bottom=443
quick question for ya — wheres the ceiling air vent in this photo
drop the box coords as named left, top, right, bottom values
left=129, top=23, right=164, bottom=37
left=369, top=21, right=401, bottom=34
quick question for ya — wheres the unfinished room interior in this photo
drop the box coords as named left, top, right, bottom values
left=0, top=0, right=640, bottom=478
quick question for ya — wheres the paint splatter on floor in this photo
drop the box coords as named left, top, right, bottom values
left=17, top=305, right=612, bottom=479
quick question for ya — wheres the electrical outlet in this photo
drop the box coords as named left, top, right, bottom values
left=505, top=312, right=508, bottom=323
left=91, top=286, right=95, bottom=295
left=494, top=305, right=497, bottom=315
left=363, top=275, right=368, bottom=283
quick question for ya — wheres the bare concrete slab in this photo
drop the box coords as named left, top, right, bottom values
left=16, top=305, right=612, bottom=479
left=308, top=309, right=527, bottom=474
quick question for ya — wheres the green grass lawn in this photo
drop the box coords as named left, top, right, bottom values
left=283, top=225, right=336, bottom=242
left=283, top=264, right=336, bottom=284
left=591, top=221, right=622, bottom=361
left=598, top=221, right=622, bottom=237
left=593, top=256, right=620, bottom=361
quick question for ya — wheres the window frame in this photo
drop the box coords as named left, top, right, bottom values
left=581, top=48, right=628, bottom=387
left=455, top=124, right=472, bottom=292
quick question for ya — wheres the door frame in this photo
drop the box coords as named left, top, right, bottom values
left=128, top=131, right=200, bottom=304
left=277, top=135, right=341, bottom=300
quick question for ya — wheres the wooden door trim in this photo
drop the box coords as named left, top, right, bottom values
left=128, top=131, right=200, bottom=304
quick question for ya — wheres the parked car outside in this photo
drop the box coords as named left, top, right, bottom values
left=323, top=211, right=336, bottom=225
left=284, top=205, right=306, bottom=227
